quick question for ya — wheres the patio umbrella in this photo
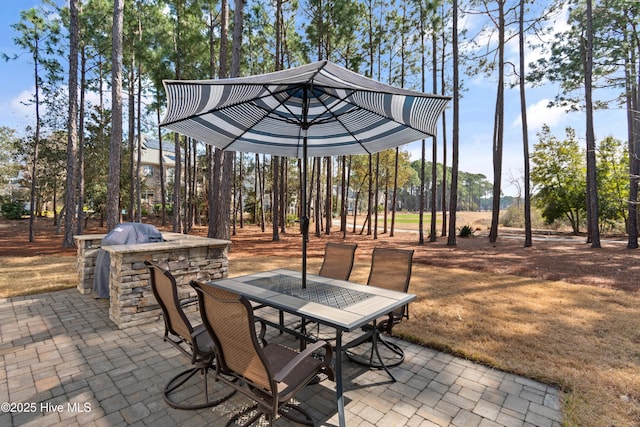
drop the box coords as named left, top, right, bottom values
left=161, top=60, right=450, bottom=286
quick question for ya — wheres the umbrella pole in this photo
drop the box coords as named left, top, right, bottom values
left=301, top=131, right=309, bottom=289
left=301, top=85, right=311, bottom=289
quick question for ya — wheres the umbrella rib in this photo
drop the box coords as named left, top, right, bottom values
left=315, top=88, right=438, bottom=139
left=220, top=85, right=308, bottom=150
left=261, top=84, right=306, bottom=126
left=305, top=87, right=437, bottom=156
left=306, top=88, right=373, bottom=155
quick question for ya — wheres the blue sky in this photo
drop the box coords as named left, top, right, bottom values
left=0, top=1, right=630, bottom=197
left=0, top=2, right=48, bottom=133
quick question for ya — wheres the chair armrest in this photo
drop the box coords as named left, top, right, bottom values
left=384, top=312, right=395, bottom=334
left=256, top=319, right=268, bottom=346
left=273, top=341, right=333, bottom=383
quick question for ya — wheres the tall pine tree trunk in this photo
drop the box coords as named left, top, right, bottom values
left=441, top=18, right=448, bottom=237
left=156, top=102, right=167, bottom=227
left=391, top=148, right=399, bottom=237
left=107, top=0, right=124, bottom=232
left=63, top=0, right=79, bottom=247
left=273, top=156, right=280, bottom=241
left=430, top=30, right=438, bottom=242
left=325, top=157, right=332, bottom=235
left=519, top=0, right=532, bottom=247
left=489, top=0, right=505, bottom=243
left=128, top=63, right=136, bottom=222
left=585, top=0, right=600, bottom=248
left=76, top=44, right=86, bottom=235
left=447, top=0, right=460, bottom=246
left=626, top=53, right=639, bottom=248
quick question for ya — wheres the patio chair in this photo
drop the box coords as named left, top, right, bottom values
left=318, top=242, right=358, bottom=280
left=190, top=280, right=335, bottom=427
left=145, top=261, right=234, bottom=410
left=344, top=247, right=414, bottom=377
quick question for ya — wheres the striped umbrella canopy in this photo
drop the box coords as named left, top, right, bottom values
left=161, top=60, right=450, bottom=158
left=161, top=60, right=450, bottom=286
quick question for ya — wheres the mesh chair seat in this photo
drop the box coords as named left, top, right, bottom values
left=191, top=280, right=335, bottom=427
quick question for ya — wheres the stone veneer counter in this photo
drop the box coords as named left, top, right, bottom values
left=74, top=232, right=230, bottom=329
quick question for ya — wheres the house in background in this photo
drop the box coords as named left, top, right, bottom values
left=139, top=137, right=176, bottom=209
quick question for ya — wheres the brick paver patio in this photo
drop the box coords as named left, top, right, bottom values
left=0, top=289, right=562, bottom=426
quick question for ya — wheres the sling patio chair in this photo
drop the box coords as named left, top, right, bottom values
left=344, top=247, right=414, bottom=380
left=318, top=242, right=358, bottom=280
left=145, top=261, right=234, bottom=410
left=190, top=279, right=335, bottom=427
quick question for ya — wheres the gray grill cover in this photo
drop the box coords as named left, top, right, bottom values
left=92, top=223, right=163, bottom=298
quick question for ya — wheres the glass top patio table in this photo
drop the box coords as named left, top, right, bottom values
left=205, top=268, right=416, bottom=427
left=245, top=274, right=374, bottom=309
left=206, top=268, right=415, bottom=333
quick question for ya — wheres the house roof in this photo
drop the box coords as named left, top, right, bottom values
left=140, top=137, right=177, bottom=166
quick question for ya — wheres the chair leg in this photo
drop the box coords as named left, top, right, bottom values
left=279, top=402, right=316, bottom=426
left=224, top=401, right=316, bottom=426
left=225, top=403, right=263, bottom=427
left=164, top=364, right=236, bottom=410
left=370, top=332, right=398, bottom=382
left=344, top=330, right=404, bottom=381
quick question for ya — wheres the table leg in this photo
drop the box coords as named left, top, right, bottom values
left=335, top=331, right=345, bottom=427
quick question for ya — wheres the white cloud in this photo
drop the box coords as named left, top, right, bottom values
left=513, top=98, right=567, bottom=130
left=0, top=88, right=37, bottom=132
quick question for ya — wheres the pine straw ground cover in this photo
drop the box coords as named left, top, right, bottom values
left=1, top=218, right=639, bottom=425
left=231, top=255, right=640, bottom=427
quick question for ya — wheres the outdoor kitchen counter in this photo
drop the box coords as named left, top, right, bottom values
left=99, top=232, right=229, bottom=252
left=74, top=232, right=231, bottom=329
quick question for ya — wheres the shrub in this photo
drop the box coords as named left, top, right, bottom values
left=153, top=203, right=173, bottom=216
left=285, top=214, right=298, bottom=226
left=458, top=224, right=475, bottom=238
left=501, top=204, right=545, bottom=229
left=1, top=201, right=27, bottom=220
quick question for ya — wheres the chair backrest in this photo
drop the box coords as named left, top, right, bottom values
left=191, top=281, right=272, bottom=392
left=318, top=242, right=358, bottom=280
left=146, top=261, right=193, bottom=341
left=367, top=248, right=414, bottom=319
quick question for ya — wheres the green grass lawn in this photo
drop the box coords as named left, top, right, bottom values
left=390, top=212, right=439, bottom=224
